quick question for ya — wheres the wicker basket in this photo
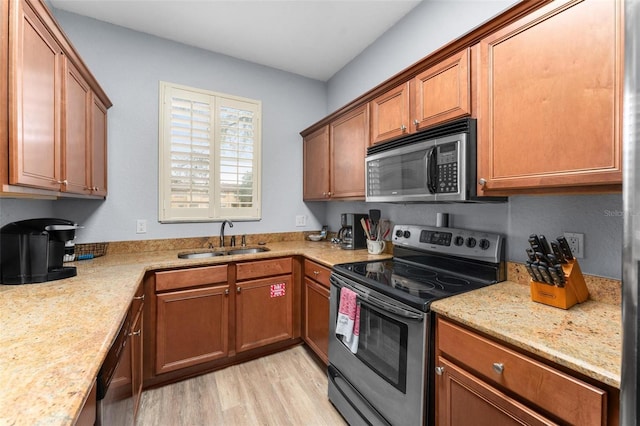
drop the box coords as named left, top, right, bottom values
left=74, top=242, right=109, bottom=259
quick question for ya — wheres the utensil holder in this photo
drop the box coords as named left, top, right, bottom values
left=529, top=259, right=589, bottom=309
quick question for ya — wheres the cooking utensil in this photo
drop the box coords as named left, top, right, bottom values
left=556, top=236, right=575, bottom=260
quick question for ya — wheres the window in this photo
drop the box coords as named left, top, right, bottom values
left=159, top=81, right=261, bottom=222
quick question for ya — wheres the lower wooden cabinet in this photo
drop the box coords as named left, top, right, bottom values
left=145, top=258, right=299, bottom=386
left=236, top=274, right=293, bottom=352
left=435, top=317, right=610, bottom=426
left=303, top=259, right=331, bottom=364
left=155, top=284, right=230, bottom=374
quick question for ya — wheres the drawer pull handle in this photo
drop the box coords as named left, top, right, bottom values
left=313, top=270, right=320, bottom=276
left=435, top=366, right=445, bottom=376
left=492, top=362, right=504, bottom=374
left=130, top=330, right=141, bottom=336
left=133, top=295, right=145, bottom=301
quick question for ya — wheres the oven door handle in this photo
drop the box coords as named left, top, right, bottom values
left=331, top=275, right=424, bottom=321
left=362, top=294, right=424, bottom=320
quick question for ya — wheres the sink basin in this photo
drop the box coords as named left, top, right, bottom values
left=226, top=247, right=269, bottom=255
left=177, top=251, right=226, bottom=259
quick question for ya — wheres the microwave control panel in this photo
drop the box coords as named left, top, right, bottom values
left=436, top=142, right=458, bottom=194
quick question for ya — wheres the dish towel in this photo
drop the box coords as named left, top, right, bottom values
left=335, top=287, right=360, bottom=354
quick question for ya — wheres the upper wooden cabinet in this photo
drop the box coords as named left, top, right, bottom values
left=369, top=48, right=471, bottom=145
left=412, top=48, right=471, bottom=133
left=369, top=82, right=410, bottom=145
left=3, top=0, right=111, bottom=198
left=303, top=105, right=368, bottom=201
left=476, top=0, right=622, bottom=194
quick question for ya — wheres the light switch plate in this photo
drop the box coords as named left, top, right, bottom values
left=295, top=215, right=306, bottom=227
left=136, top=219, right=147, bottom=234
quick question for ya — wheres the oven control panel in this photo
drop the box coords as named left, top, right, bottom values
left=392, top=224, right=504, bottom=263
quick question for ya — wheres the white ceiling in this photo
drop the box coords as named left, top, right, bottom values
left=49, top=0, right=423, bottom=81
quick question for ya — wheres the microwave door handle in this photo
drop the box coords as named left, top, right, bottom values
left=426, top=147, right=438, bottom=194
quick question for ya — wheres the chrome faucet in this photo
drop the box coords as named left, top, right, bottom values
left=220, top=219, right=233, bottom=247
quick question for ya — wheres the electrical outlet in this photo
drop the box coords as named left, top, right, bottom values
left=136, top=219, right=147, bottom=234
left=563, top=232, right=584, bottom=259
left=295, top=215, right=306, bottom=227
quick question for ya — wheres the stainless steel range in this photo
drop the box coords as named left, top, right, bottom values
left=328, top=224, right=505, bottom=426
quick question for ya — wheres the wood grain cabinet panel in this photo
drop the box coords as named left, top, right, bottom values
left=476, top=0, right=622, bottom=193
left=436, top=318, right=607, bottom=425
left=156, top=285, right=230, bottom=374
left=236, top=275, right=293, bottom=353
left=303, top=126, right=330, bottom=200
left=370, top=82, right=410, bottom=145
left=330, top=104, right=368, bottom=199
left=303, top=277, right=330, bottom=365
left=413, top=48, right=471, bottom=132
left=10, top=0, right=62, bottom=191
left=90, top=94, right=108, bottom=196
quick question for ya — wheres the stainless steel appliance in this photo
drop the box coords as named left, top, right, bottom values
left=328, top=224, right=505, bottom=425
left=336, top=213, right=368, bottom=250
left=366, top=118, right=504, bottom=203
left=621, top=0, right=639, bottom=423
left=0, top=218, right=79, bottom=284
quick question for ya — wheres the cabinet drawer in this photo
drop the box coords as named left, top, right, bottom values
left=155, top=265, right=228, bottom=292
left=304, top=259, right=331, bottom=288
left=236, top=257, right=292, bottom=281
left=437, top=318, right=606, bottom=425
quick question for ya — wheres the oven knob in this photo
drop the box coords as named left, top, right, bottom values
left=466, top=237, right=477, bottom=248
left=479, top=238, right=491, bottom=250
left=395, top=229, right=404, bottom=238
left=454, top=236, right=465, bottom=246
left=403, top=230, right=411, bottom=238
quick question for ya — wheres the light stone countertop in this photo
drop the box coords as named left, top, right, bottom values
left=0, top=240, right=388, bottom=426
left=431, top=281, right=621, bottom=389
left=0, top=241, right=622, bottom=425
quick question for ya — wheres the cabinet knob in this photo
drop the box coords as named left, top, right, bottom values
left=237, top=287, right=241, bottom=293
left=435, top=366, right=445, bottom=376
left=492, top=362, right=504, bottom=374
left=224, top=289, right=229, bottom=295
left=400, top=124, right=407, bottom=132
left=413, top=119, right=419, bottom=127
left=478, top=178, right=487, bottom=187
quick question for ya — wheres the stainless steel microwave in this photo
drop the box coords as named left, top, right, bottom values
left=366, top=118, right=500, bottom=203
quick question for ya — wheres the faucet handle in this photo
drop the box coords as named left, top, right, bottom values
left=230, top=235, right=236, bottom=247
left=241, top=234, right=247, bottom=247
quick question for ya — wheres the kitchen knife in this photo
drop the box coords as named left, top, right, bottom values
left=525, top=248, right=536, bottom=262
left=547, top=266, right=563, bottom=286
left=554, top=264, right=566, bottom=287
left=524, top=262, right=538, bottom=280
left=550, top=241, right=567, bottom=263
left=527, top=261, right=544, bottom=282
left=528, top=234, right=541, bottom=253
left=534, top=251, right=550, bottom=266
left=556, top=236, right=575, bottom=260
left=537, top=264, right=553, bottom=284
left=538, top=235, right=552, bottom=256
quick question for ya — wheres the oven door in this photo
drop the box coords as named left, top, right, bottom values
left=328, top=273, right=430, bottom=426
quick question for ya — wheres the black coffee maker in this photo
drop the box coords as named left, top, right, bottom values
left=337, top=213, right=368, bottom=250
left=0, top=218, right=80, bottom=284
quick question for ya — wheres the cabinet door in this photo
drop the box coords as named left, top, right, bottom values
left=303, top=126, right=330, bottom=200
left=63, top=59, right=91, bottom=194
left=90, top=95, right=108, bottom=196
left=236, top=275, right=293, bottom=352
left=10, top=0, right=62, bottom=190
left=303, top=277, right=330, bottom=365
left=330, top=104, right=368, bottom=199
left=435, top=357, right=556, bottom=426
left=370, top=82, right=410, bottom=145
left=477, top=0, right=622, bottom=193
left=156, top=285, right=229, bottom=374
left=413, top=48, right=471, bottom=132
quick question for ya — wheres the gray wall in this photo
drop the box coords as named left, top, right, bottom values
left=1, top=2, right=623, bottom=280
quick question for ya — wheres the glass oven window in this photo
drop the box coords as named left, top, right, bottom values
left=348, top=303, right=408, bottom=393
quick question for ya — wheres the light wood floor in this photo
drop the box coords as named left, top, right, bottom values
left=136, top=345, right=347, bottom=425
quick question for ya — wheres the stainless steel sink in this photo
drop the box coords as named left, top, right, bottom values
left=226, top=247, right=269, bottom=255
left=177, top=251, right=226, bottom=259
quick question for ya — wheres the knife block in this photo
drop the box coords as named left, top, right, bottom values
left=529, top=260, right=589, bottom=310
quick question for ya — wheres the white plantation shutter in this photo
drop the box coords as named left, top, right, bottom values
left=159, top=82, right=261, bottom=222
